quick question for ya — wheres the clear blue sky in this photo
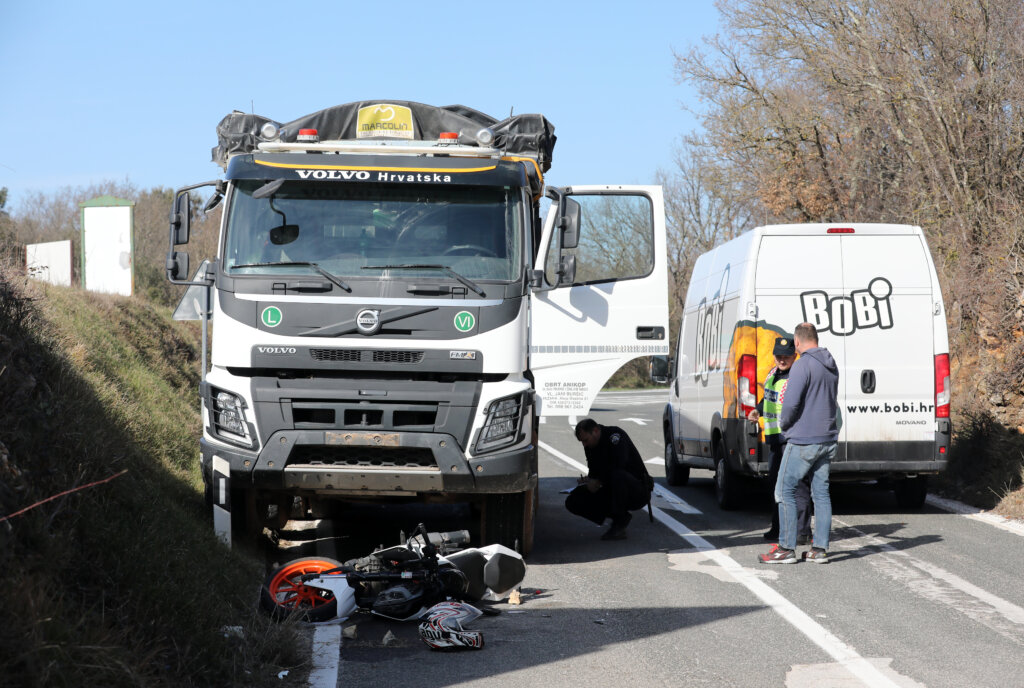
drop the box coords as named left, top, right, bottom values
left=0, top=1, right=721, bottom=211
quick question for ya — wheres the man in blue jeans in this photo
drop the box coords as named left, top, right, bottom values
left=759, top=323, right=839, bottom=565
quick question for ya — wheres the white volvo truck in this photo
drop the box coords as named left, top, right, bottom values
left=167, top=101, right=669, bottom=553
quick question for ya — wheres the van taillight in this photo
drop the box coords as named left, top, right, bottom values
left=826, top=227, right=855, bottom=234
left=738, top=354, right=757, bottom=417
left=935, top=354, right=950, bottom=418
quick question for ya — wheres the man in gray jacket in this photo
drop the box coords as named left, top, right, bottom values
left=759, top=323, right=839, bottom=565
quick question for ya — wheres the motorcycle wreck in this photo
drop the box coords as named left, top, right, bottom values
left=259, top=523, right=527, bottom=650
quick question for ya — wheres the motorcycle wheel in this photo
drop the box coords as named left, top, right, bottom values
left=259, top=557, right=343, bottom=622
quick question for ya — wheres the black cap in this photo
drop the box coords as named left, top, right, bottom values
left=773, top=337, right=796, bottom=357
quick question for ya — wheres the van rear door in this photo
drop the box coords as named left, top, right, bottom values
left=754, top=231, right=848, bottom=457
left=836, top=228, right=936, bottom=464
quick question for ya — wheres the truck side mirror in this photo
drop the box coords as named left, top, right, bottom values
left=560, top=197, right=581, bottom=250
left=650, top=355, right=672, bottom=384
left=556, top=254, right=576, bottom=286
left=167, top=251, right=190, bottom=282
left=170, top=191, right=192, bottom=245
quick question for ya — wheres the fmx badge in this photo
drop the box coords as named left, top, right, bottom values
left=261, top=306, right=283, bottom=328
left=357, top=104, right=414, bottom=140
left=453, top=311, right=475, bottom=333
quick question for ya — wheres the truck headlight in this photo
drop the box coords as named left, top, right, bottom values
left=474, top=393, right=527, bottom=453
left=205, top=386, right=257, bottom=449
left=215, top=391, right=246, bottom=436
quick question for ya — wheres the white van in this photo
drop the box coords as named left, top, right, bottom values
left=655, top=223, right=952, bottom=509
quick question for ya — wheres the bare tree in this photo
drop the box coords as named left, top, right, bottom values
left=675, top=0, right=1024, bottom=384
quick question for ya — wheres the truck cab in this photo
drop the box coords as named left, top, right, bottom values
left=168, top=101, right=669, bottom=553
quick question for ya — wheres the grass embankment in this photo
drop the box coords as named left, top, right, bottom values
left=0, top=266, right=302, bottom=687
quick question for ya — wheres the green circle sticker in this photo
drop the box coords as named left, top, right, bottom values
left=453, top=311, right=475, bottom=332
left=261, top=306, right=283, bottom=328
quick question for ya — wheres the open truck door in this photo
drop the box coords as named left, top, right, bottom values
left=530, top=185, right=669, bottom=416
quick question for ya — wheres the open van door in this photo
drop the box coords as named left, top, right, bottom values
left=529, top=185, right=669, bottom=416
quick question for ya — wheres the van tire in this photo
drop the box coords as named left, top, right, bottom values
left=665, top=442, right=690, bottom=487
left=713, top=439, right=741, bottom=510
left=894, top=476, right=928, bottom=509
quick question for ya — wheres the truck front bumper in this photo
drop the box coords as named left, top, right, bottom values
left=201, top=429, right=536, bottom=497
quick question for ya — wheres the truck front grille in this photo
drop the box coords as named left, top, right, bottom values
left=310, top=348, right=425, bottom=364
left=287, top=446, right=438, bottom=469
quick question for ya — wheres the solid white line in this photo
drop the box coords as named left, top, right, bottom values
left=926, top=494, right=1024, bottom=538
left=538, top=440, right=901, bottom=688
left=308, top=623, right=341, bottom=688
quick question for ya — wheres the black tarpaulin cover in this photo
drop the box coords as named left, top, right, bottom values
left=212, top=100, right=556, bottom=172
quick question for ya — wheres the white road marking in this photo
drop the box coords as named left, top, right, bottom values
left=925, top=494, right=1024, bottom=538
left=539, top=440, right=903, bottom=688
left=833, top=518, right=1024, bottom=645
left=667, top=548, right=780, bottom=583
left=308, top=623, right=341, bottom=688
left=645, top=456, right=665, bottom=465
left=786, top=659, right=927, bottom=688
left=621, top=417, right=650, bottom=425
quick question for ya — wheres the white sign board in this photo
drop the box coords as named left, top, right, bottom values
left=82, top=205, right=133, bottom=295
left=26, top=240, right=72, bottom=286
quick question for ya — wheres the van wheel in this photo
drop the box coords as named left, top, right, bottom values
left=894, top=476, right=928, bottom=509
left=713, top=440, right=740, bottom=510
left=665, top=442, right=690, bottom=487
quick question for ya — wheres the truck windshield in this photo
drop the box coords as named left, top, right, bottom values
left=223, top=181, right=523, bottom=282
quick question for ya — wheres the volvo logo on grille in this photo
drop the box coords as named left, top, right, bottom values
left=356, top=309, right=382, bottom=335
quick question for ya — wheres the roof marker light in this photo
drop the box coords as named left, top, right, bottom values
left=476, top=128, right=495, bottom=145
left=260, top=122, right=280, bottom=140
left=826, top=227, right=855, bottom=234
left=439, top=132, right=459, bottom=144
left=297, top=128, right=319, bottom=143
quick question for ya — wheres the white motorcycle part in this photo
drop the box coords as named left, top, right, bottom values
left=304, top=574, right=358, bottom=622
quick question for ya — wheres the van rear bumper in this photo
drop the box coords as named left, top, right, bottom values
left=830, top=459, right=947, bottom=475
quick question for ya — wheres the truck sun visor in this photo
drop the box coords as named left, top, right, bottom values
left=212, top=100, right=556, bottom=172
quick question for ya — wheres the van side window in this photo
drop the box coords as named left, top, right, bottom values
left=544, top=193, right=655, bottom=286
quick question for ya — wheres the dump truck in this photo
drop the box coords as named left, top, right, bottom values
left=167, top=100, right=669, bottom=553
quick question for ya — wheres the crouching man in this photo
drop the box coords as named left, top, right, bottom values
left=565, top=419, right=653, bottom=540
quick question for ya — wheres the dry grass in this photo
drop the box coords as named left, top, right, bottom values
left=0, top=262, right=305, bottom=687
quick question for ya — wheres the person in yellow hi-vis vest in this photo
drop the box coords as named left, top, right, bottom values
left=747, top=337, right=811, bottom=543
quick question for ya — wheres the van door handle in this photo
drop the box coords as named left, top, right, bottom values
left=861, top=369, right=876, bottom=394
left=637, top=326, right=665, bottom=340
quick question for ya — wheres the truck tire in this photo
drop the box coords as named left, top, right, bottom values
left=713, top=439, right=741, bottom=510
left=482, top=488, right=535, bottom=556
left=894, top=476, right=928, bottom=509
left=665, top=442, right=690, bottom=487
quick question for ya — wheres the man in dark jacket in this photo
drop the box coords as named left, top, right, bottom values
left=759, top=323, right=839, bottom=565
left=566, top=418, right=652, bottom=540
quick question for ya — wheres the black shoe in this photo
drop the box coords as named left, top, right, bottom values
left=763, top=529, right=779, bottom=541
left=600, top=526, right=628, bottom=540
left=601, top=512, right=631, bottom=540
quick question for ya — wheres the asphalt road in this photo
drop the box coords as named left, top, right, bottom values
left=286, top=390, right=1024, bottom=688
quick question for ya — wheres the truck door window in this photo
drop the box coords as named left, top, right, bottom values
left=544, top=193, right=654, bottom=286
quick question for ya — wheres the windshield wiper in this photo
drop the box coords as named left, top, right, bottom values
left=363, top=264, right=486, bottom=297
left=230, top=261, right=352, bottom=292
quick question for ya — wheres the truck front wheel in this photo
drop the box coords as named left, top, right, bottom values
left=482, top=487, right=536, bottom=556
